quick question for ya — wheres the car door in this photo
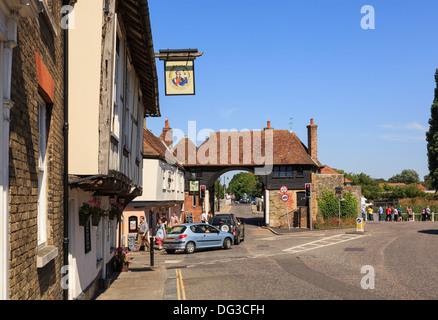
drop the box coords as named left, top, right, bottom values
left=202, top=225, right=223, bottom=247
left=189, top=225, right=206, bottom=248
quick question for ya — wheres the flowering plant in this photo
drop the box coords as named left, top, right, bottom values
left=110, top=201, right=124, bottom=219
left=114, top=248, right=131, bottom=265
left=79, top=200, right=105, bottom=218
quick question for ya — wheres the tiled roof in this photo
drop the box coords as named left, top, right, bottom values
left=143, top=128, right=181, bottom=167
left=173, top=129, right=322, bottom=167
left=320, top=165, right=352, bottom=184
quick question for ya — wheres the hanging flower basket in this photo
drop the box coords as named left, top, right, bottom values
left=79, top=200, right=106, bottom=226
left=109, top=202, right=124, bottom=221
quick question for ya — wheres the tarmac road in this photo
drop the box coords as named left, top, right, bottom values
left=157, top=203, right=438, bottom=300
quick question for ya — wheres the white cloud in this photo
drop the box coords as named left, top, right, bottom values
left=379, top=121, right=427, bottom=132
left=220, top=108, right=237, bottom=118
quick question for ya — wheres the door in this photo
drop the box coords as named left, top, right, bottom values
left=201, top=225, right=222, bottom=247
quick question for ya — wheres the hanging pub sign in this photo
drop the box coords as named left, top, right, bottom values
left=155, top=49, right=203, bottom=96
left=165, top=60, right=195, bottom=95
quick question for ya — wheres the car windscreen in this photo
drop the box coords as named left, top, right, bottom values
left=168, top=226, right=186, bottom=234
left=211, top=217, right=231, bottom=224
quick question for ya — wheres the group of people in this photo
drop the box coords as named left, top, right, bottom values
left=362, top=205, right=433, bottom=222
left=135, top=212, right=181, bottom=252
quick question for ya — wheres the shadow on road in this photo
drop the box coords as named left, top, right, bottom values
left=418, top=229, right=438, bottom=235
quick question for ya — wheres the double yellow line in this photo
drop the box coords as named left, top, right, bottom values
left=176, top=268, right=186, bottom=300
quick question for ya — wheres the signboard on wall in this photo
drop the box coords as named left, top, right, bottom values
left=84, top=219, right=91, bottom=254
left=165, top=60, right=195, bottom=95
left=185, top=212, right=193, bottom=223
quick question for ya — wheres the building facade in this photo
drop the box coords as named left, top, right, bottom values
left=123, top=120, right=185, bottom=250
left=66, top=0, right=159, bottom=299
left=2, top=0, right=66, bottom=300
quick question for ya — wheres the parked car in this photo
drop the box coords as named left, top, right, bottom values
left=163, top=223, right=233, bottom=254
left=209, top=214, right=245, bottom=245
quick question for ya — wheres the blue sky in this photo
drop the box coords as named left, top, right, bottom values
left=146, top=0, right=438, bottom=181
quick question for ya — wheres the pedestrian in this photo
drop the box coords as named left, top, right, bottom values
left=392, top=206, right=397, bottom=221
left=422, top=208, right=426, bottom=221
left=397, top=205, right=403, bottom=222
left=362, top=206, right=366, bottom=221
left=367, top=206, right=374, bottom=221
left=386, top=206, right=391, bottom=221
left=161, top=214, right=168, bottom=227
left=135, top=216, right=150, bottom=252
left=407, top=206, right=413, bottom=221
left=201, top=211, right=208, bottom=224
left=425, top=205, right=431, bottom=221
left=155, top=218, right=165, bottom=250
left=207, top=211, right=213, bottom=224
left=378, top=205, right=384, bottom=221
left=170, top=212, right=179, bottom=227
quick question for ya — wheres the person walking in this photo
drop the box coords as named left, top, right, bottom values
left=392, top=206, right=398, bottom=221
left=386, top=206, right=391, bottom=221
left=407, top=206, right=413, bottom=221
left=170, top=212, right=179, bottom=227
left=378, top=205, right=384, bottom=221
left=362, top=206, right=366, bottom=221
left=135, top=216, right=150, bottom=252
left=425, top=205, right=431, bottom=221
left=201, top=211, right=208, bottom=224
left=397, top=205, right=403, bottom=221
left=367, top=206, right=374, bottom=221
left=155, top=219, right=165, bottom=250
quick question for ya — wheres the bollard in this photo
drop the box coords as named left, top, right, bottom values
left=150, top=236, right=154, bottom=266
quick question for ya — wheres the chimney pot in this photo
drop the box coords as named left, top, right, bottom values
left=165, top=119, right=170, bottom=128
left=310, top=118, right=314, bottom=125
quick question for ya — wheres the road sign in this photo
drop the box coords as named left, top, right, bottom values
left=280, top=186, right=288, bottom=194
left=281, top=194, right=289, bottom=202
left=356, top=218, right=364, bottom=232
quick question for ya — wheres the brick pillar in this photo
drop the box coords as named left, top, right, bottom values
left=307, top=118, right=318, bottom=161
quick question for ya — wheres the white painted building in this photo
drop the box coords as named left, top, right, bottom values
left=122, top=122, right=185, bottom=250
left=66, top=0, right=159, bottom=299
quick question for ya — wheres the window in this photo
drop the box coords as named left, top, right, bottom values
left=273, top=166, right=293, bottom=178
left=111, top=31, right=121, bottom=138
left=37, top=100, right=48, bottom=248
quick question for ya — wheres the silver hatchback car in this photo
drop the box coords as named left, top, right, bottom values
left=163, top=223, right=233, bottom=254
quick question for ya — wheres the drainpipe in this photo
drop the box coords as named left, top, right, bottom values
left=62, top=0, right=77, bottom=301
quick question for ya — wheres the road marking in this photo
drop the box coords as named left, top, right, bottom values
left=282, top=233, right=365, bottom=253
left=176, top=268, right=186, bottom=300
left=177, top=233, right=367, bottom=269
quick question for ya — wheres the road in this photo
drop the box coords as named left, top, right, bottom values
left=157, top=203, right=438, bottom=300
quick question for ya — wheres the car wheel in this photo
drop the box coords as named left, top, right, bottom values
left=185, top=241, right=196, bottom=254
left=234, top=234, right=241, bottom=245
left=223, top=237, right=232, bottom=250
left=220, top=224, right=231, bottom=233
left=165, top=249, right=176, bottom=254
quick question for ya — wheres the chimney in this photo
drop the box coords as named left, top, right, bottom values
left=264, top=120, right=273, bottom=130
left=160, top=119, right=173, bottom=148
left=307, top=118, right=317, bottom=161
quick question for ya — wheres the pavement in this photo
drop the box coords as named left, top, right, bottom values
left=94, top=249, right=168, bottom=300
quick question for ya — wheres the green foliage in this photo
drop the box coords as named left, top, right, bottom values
left=227, top=172, right=263, bottom=200
left=426, top=69, right=438, bottom=191
left=317, top=190, right=358, bottom=220
left=388, top=169, right=420, bottom=184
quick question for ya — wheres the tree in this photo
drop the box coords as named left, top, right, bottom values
left=388, top=169, right=420, bottom=184
left=317, top=190, right=358, bottom=220
left=227, top=172, right=263, bottom=200
left=426, top=69, right=438, bottom=191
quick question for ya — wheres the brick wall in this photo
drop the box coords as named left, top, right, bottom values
left=268, top=190, right=309, bottom=228
left=182, top=192, right=203, bottom=223
left=8, top=2, right=65, bottom=300
left=311, top=174, right=362, bottom=224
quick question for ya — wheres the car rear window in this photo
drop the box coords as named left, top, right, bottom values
left=168, top=226, right=186, bottom=234
left=211, top=216, right=231, bottom=224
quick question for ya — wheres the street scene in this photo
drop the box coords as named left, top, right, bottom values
left=96, top=203, right=438, bottom=302
left=1, top=0, right=438, bottom=315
